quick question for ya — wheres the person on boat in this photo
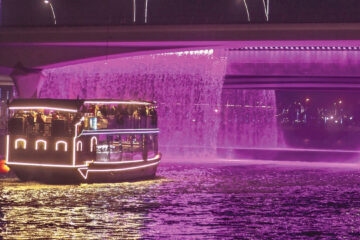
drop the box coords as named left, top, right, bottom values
left=118, top=105, right=127, bottom=128
left=26, top=112, right=35, bottom=133
left=115, top=111, right=124, bottom=129
left=133, top=108, right=140, bottom=128
left=52, top=111, right=59, bottom=120
left=125, top=105, right=133, bottom=128
left=100, top=105, right=108, bottom=117
left=108, top=115, right=118, bottom=129
left=97, top=110, right=108, bottom=129
left=36, top=113, right=45, bottom=133
left=139, top=105, right=147, bottom=128
left=149, top=107, right=157, bottom=128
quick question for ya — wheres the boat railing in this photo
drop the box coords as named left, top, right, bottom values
left=79, top=128, right=159, bottom=136
left=25, top=122, right=73, bottom=137
left=83, top=128, right=159, bottom=162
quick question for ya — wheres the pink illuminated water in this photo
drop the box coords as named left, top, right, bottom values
left=2, top=163, right=360, bottom=239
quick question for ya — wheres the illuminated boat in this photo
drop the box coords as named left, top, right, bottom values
left=5, top=99, right=161, bottom=184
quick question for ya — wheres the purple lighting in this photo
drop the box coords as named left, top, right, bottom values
left=34, top=46, right=360, bottom=161
left=227, top=45, right=360, bottom=51
left=39, top=49, right=227, bottom=159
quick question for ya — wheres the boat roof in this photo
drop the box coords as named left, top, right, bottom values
left=9, top=99, right=83, bottom=111
left=9, top=99, right=154, bottom=111
left=83, top=99, right=154, bottom=105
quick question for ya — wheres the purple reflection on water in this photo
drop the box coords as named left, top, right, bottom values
left=2, top=162, right=360, bottom=239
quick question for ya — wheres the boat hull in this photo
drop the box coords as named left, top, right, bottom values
left=11, top=166, right=83, bottom=184
left=8, top=155, right=161, bottom=184
left=84, top=162, right=159, bottom=183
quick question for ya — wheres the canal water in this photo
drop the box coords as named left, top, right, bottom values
left=1, top=161, right=360, bottom=239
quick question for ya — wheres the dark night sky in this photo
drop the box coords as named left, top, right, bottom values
left=2, top=0, right=360, bottom=26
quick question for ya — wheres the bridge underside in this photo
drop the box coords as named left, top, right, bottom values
left=1, top=23, right=360, bottom=91
left=1, top=23, right=360, bottom=68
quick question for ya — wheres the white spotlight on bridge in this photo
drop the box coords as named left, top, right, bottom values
left=44, top=0, right=57, bottom=25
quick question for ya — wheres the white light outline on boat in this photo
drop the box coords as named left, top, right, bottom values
left=9, top=106, right=77, bottom=112
left=76, top=141, right=83, bottom=151
left=92, top=154, right=160, bottom=164
left=77, top=161, right=160, bottom=180
left=5, top=135, right=9, bottom=163
left=35, top=139, right=47, bottom=150
left=90, top=136, right=97, bottom=152
left=85, top=128, right=159, bottom=132
left=73, top=118, right=84, bottom=166
left=55, top=140, right=68, bottom=151
left=6, top=162, right=87, bottom=168
left=15, top=138, right=27, bottom=149
left=81, top=130, right=159, bottom=136
left=79, top=128, right=159, bottom=137
left=84, top=101, right=151, bottom=105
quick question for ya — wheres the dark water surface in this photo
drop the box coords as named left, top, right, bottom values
left=2, top=162, right=360, bottom=239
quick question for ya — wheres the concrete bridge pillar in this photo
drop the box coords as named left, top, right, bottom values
left=10, top=63, right=44, bottom=98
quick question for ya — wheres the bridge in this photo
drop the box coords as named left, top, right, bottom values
left=1, top=0, right=360, bottom=96
left=0, top=0, right=360, bottom=159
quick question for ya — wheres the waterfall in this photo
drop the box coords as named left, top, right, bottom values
left=39, top=49, right=286, bottom=160
left=218, top=89, right=285, bottom=149
left=39, top=50, right=228, bottom=160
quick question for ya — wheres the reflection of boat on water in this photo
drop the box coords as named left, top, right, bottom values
left=5, top=99, right=161, bottom=184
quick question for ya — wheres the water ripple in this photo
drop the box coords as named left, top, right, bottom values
left=1, top=163, right=360, bottom=239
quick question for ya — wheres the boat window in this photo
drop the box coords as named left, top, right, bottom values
left=55, top=141, right=68, bottom=152
left=93, top=133, right=158, bottom=162
left=76, top=141, right=83, bottom=151
left=83, top=103, right=157, bottom=130
left=9, top=109, right=79, bottom=137
left=14, top=138, right=26, bottom=150
left=90, top=136, right=97, bottom=152
left=8, top=116, right=25, bottom=135
left=35, top=140, right=47, bottom=151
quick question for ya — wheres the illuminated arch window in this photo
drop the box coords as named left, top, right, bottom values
left=35, top=139, right=47, bottom=151
left=15, top=138, right=27, bottom=150
left=76, top=141, right=83, bottom=151
left=55, top=140, right=68, bottom=152
left=90, top=136, right=97, bottom=152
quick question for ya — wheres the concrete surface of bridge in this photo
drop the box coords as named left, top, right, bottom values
left=1, top=23, right=360, bottom=68
left=1, top=23, right=360, bottom=94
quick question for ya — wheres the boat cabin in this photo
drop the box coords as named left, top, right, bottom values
left=6, top=99, right=161, bottom=183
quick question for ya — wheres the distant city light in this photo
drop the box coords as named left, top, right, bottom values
left=305, top=98, right=310, bottom=102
